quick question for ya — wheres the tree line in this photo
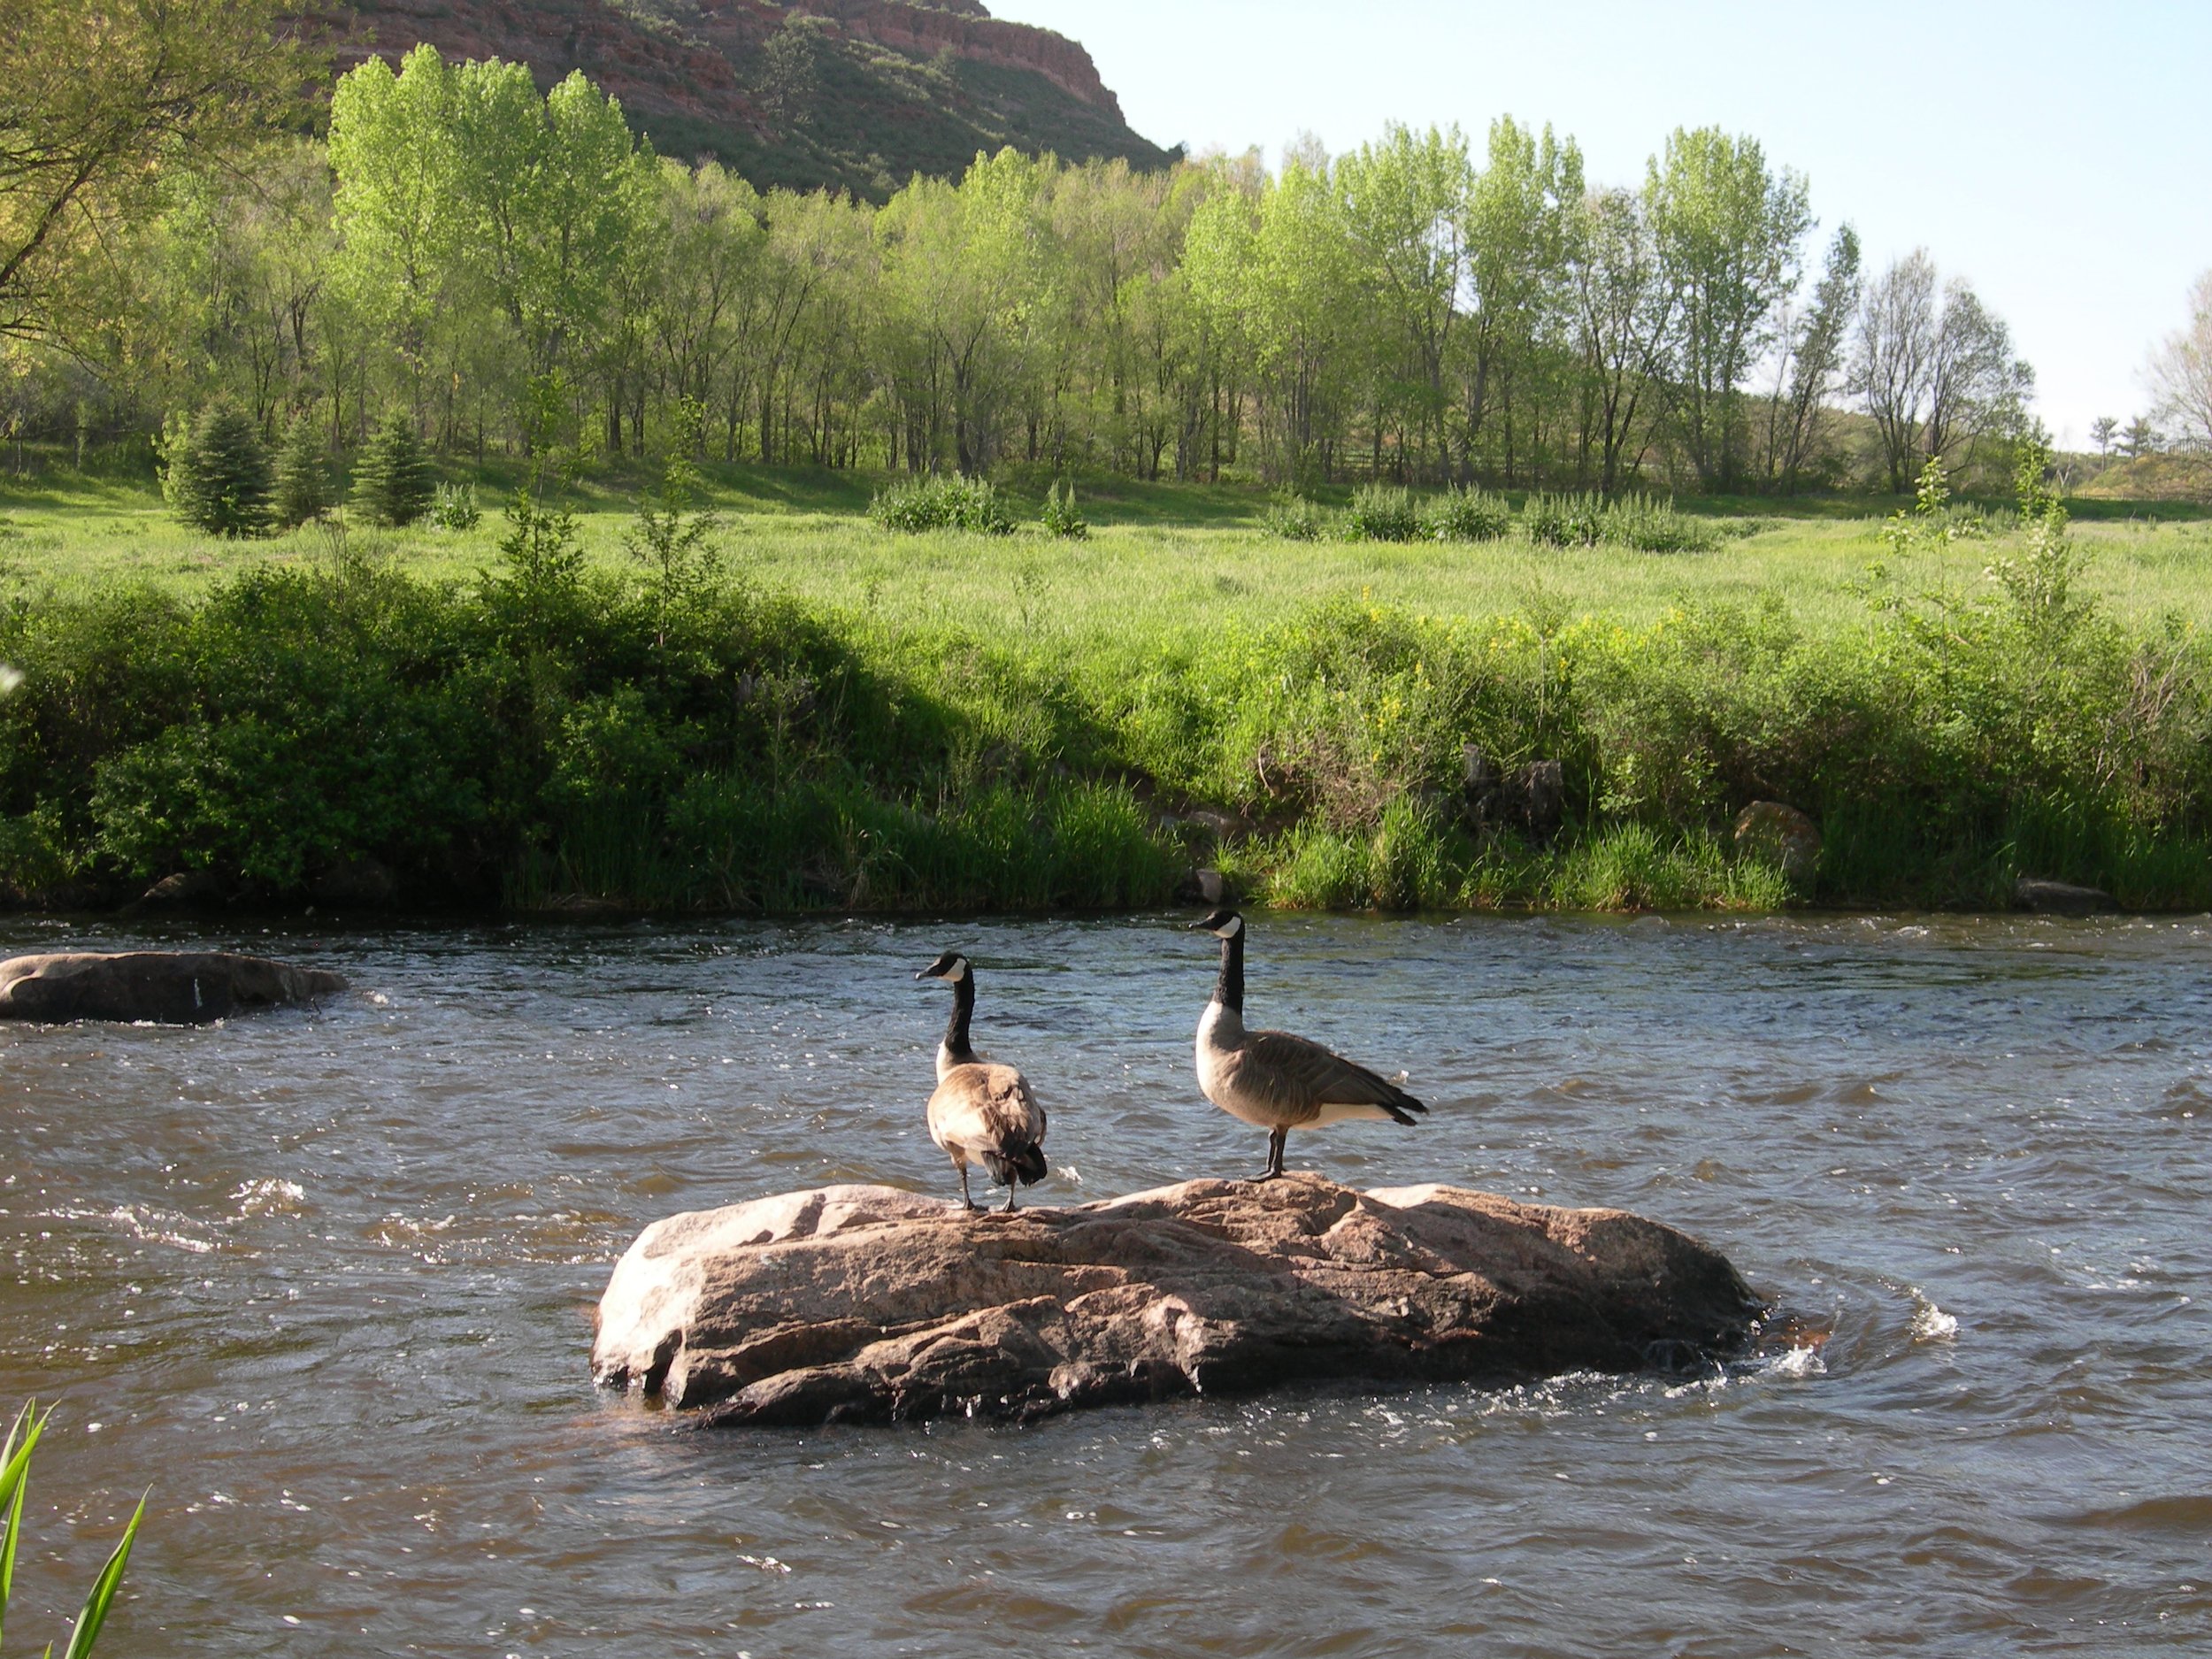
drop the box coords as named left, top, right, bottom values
left=5, top=43, right=2044, bottom=495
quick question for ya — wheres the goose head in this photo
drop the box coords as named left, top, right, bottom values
left=915, top=950, right=971, bottom=983
left=1190, top=908, right=1244, bottom=939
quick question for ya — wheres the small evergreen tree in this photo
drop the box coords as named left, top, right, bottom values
left=273, top=411, right=332, bottom=528
left=352, top=412, right=435, bottom=527
left=168, top=403, right=273, bottom=537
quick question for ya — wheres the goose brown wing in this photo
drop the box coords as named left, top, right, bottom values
left=1242, top=1029, right=1426, bottom=1120
left=932, top=1062, right=1046, bottom=1154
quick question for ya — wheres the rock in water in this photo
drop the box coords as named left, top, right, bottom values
left=1732, top=801, right=1822, bottom=882
left=592, top=1176, right=1759, bottom=1425
left=2013, top=877, right=2117, bottom=916
left=0, top=951, right=347, bottom=1024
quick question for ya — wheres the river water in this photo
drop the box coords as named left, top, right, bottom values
left=3, top=911, right=2209, bottom=1656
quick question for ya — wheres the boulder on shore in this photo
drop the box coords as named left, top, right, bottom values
left=1732, top=801, right=1822, bottom=882
left=592, top=1175, right=1760, bottom=1426
left=0, top=951, right=346, bottom=1024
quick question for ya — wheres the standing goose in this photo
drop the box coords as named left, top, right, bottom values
left=915, top=951, right=1048, bottom=1212
left=1191, top=907, right=1425, bottom=1180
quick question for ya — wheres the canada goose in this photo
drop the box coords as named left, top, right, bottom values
left=1191, top=908, right=1425, bottom=1180
left=914, top=951, right=1048, bottom=1212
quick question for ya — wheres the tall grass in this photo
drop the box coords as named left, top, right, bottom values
left=2, top=1402, right=146, bottom=1657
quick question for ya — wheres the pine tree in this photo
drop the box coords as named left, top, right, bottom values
left=352, top=412, right=435, bottom=527
left=168, top=403, right=273, bottom=537
left=273, top=411, right=333, bottom=528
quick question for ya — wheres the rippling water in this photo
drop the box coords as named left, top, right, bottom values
left=4, top=910, right=2210, bottom=1655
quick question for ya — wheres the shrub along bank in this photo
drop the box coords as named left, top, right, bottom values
left=1, top=493, right=2208, bottom=915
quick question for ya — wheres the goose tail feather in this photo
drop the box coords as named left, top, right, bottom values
left=983, top=1141, right=1048, bottom=1187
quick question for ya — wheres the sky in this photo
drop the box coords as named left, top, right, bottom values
left=988, top=0, right=2211, bottom=447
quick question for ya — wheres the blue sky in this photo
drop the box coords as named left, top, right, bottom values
left=990, top=0, right=2211, bottom=446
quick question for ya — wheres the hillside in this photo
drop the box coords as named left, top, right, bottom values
left=318, top=0, right=1179, bottom=197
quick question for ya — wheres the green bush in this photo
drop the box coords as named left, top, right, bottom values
left=1262, top=494, right=1325, bottom=541
left=870, top=473, right=1014, bottom=534
left=1041, top=480, right=1088, bottom=540
left=352, top=413, right=435, bottom=527
left=4, top=503, right=2212, bottom=915
left=428, top=481, right=481, bottom=532
left=1522, top=491, right=1604, bottom=549
left=166, top=403, right=273, bottom=537
left=1601, top=493, right=1717, bottom=553
left=1424, top=485, right=1512, bottom=542
left=273, top=411, right=333, bottom=529
left=1341, top=483, right=1422, bottom=543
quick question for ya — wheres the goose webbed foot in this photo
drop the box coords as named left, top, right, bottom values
left=1002, top=1188, right=1018, bottom=1214
left=957, top=1166, right=983, bottom=1213
left=1249, top=1126, right=1289, bottom=1183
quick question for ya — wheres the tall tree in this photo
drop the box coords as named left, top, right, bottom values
left=1764, top=222, right=1860, bottom=493
left=1461, top=118, right=1579, bottom=485
left=1645, top=127, right=1811, bottom=490
left=1568, top=186, right=1671, bottom=495
left=0, top=0, right=301, bottom=343
left=1334, top=123, right=1473, bottom=480
left=2147, top=270, right=2212, bottom=480
left=1852, top=250, right=2030, bottom=489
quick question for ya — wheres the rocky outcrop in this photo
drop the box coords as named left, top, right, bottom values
left=0, top=952, right=347, bottom=1024
left=592, top=1175, right=1759, bottom=1425
left=313, top=0, right=1171, bottom=198
left=792, top=0, right=1118, bottom=112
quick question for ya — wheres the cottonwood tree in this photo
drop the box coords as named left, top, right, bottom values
left=1763, top=223, right=1859, bottom=493
left=1853, top=250, right=2031, bottom=490
left=875, top=150, right=1054, bottom=473
left=1568, top=186, right=1671, bottom=495
left=2148, top=271, right=2212, bottom=481
left=0, top=0, right=300, bottom=344
left=1185, top=150, right=1356, bottom=486
left=1645, top=127, right=1810, bottom=491
left=1335, top=123, right=1473, bottom=481
left=1461, top=118, right=1579, bottom=486
left=330, top=49, right=658, bottom=442
left=645, top=162, right=765, bottom=452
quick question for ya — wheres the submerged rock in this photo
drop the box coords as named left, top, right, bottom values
left=0, top=951, right=347, bottom=1024
left=2014, top=877, right=2118, bottom=916
left=592, top=1175, right=1759, bottom=1425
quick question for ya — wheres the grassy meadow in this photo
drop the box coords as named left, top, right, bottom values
left=3, top=459, right=2211, bottom=918
left=5, top=465, right=2210, bottom=642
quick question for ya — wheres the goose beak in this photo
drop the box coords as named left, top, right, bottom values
left=913, top=968, right=932, bottom=980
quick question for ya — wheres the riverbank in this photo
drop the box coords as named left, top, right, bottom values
left=1, top=474, right=2208, bottom=915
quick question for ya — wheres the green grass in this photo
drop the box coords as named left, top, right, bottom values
left=5, top=465, right=2209, bottom=649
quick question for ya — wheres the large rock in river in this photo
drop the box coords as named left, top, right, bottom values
left=592, top=1175, right=1759, bottom=1425
left=0, top=951, right=346, bottom=1024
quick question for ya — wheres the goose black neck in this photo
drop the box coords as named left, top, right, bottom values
left=942, top=972, right=978, bottom=1062
left=1213, top=930, right=1244, bottom=1014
